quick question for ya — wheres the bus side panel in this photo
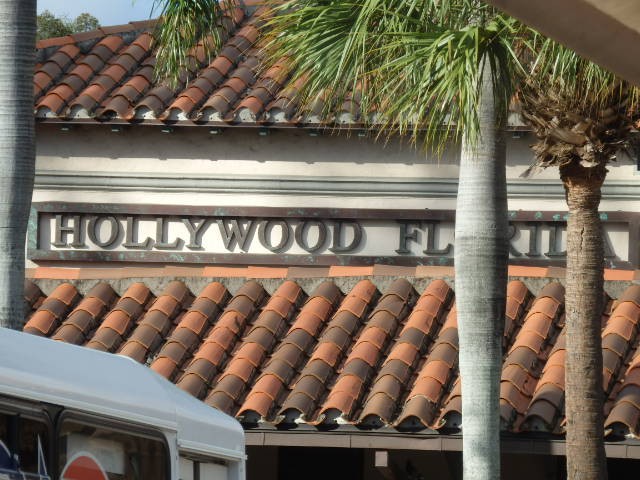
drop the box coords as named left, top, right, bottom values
left=200, top=462, right=228, bottom=479
left=228, top=459, right=246, bottom=480
left=166, top=431, right=179, bottom=480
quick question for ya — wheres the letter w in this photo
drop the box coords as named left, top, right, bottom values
left=216, top=219, right=254, bottom=251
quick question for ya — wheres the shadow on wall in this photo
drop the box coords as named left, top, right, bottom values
left=36, top=123, right=460, bottom=165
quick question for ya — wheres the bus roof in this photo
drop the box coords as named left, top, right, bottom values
left=0, top=328, right=244, bottom=461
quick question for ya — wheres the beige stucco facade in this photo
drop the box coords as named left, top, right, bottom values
left=34, top=124, right=640, bottom=211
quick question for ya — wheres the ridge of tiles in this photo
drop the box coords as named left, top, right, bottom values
left=315, top=278, right=417, bottom=425
left=32, top=8, right=307, bottom=126
left=204, top=280, right=306, bottom=416
left=604, top=285, right=640, bottom=438
left=391, top=280, right=455, bottom=430
left=150, top=282, right=231, bottom=381
left=499, top=282, right=565, bottom=431
left=521, top=291, right=614, bottom=434
left=362, top=279, right=454, bottom=428
left=85, top=282, right=154, bottom=352
left=276, top=279, right=379, bottom=424
left=24, top=280, right=46, bottom=318
left=117, top=281, right=194, bottom=363
left=51, top=282, right=118, bottom=345
left=237, top=281, right=343, bottom=423
left=23, top=283, right=81, bottom=336
left=20, top=278, right=640, bottom=438
left=175, top=280, right=268, bottom=399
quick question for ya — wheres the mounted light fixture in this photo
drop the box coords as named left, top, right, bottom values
left=161, top=127, right=173, bottom=134
left=209, top=127, right=223, bottom=135
left=258, top=127, right=270, bottom=136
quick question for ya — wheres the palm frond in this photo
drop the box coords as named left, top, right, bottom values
left=525, top=30, right=640, bottom=115
left=373, top=15, right=523, bottom=149
left=518, top=31, right=640, bottom=173
left=262, top=0, right=523, bottom=152
left=152, top=0, right=238, bottom=87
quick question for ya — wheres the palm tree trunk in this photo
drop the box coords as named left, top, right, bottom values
left=561, top=162, right=608, bottom=480
left=0, top=0, right=36, bottom=329
left=456, top=60, right=508, bottom=480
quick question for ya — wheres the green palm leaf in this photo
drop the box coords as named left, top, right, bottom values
left=152, top=0, right=238, bottom=86
left=261, top=0, right=524, bottom=151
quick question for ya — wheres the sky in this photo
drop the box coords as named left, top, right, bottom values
left=37, top=0, right=157, bottom=27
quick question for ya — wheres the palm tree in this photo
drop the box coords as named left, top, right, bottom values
left=152, top=1, right=633, bottom=479
left=519, top=39, right=639, bottom=480
left=154, top=2, right=520, bottom=479
left=0, top=0, right=37, bottom=330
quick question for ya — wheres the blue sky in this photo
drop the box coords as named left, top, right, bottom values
left=37, top=0, right=157, bottom=27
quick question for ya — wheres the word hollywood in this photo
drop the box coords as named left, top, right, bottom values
left=49, top=214, right=364, bottom=253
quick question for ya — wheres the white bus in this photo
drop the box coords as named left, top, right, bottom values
left=0, top=327, right=246, bottom=480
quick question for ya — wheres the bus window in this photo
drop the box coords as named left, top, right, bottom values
left=58, top=419, right=168, bottom=480
left=0, top=410, right=50, bottom=479
left=180, top=455, right=229, bottom=480
left=199, top=462, right=228, bottom=479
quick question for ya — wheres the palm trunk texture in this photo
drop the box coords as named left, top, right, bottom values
left=455, top=61, right=509, bottom=480
left=0, top=0, right=36, bottom=329
left=561, top=162, right=608, bottom=480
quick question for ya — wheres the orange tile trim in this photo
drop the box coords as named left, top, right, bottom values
left=287, top=267, right=331, bottom=278
left=203, top=266, right=249, bottom=277
left=372, top=265, right=417, bottom=277
left=328, top=266, right=375, bottom=277
left=246, top=267, right=289, bottom=279
left=545, top=267, right=567, bottom=278
left=164, top=266, right=205, bottom=277
left=415, top=266, right=455, bottom=278
left=26, top=264, right=639, bottom=281
left=508, top=266, right=548, bottom=277
left=30, top=267, right=81, bottom=280
left=604, top=269, right=636, bottom=281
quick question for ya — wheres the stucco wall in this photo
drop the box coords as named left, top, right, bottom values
left=34, top=124, right=640, bottom=212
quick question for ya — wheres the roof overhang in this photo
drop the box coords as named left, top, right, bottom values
left=485, top=0, right=640, bottom=86
left=246, top=430, right=640, bottom=459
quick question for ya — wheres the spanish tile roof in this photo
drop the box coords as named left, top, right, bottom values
left=22, top=277, right=640, bottom=439
left=33, top=6, right=343, bottom=127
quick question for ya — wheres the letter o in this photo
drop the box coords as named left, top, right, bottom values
left=258, top=220, right=291, bottom=252
left=295, top=220, right=327, bottom=253
left=88, top=216, right=120, bottom=248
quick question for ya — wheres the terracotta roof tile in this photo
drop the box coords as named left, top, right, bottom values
left=26, top=276, right=640, bottom=438
left=150, top=282, right=230, bottom=380
left=203, top=284, right=302, bottom=414
left=33, top=11, right=398, bottom=129
left=116, top=282, right=192, bottom=363
left=24, top=280, right=45, bottom=316
left=50, top=285, right=117, bottom=344
left=23, top=310, right=58, bottom=337
left=23, top=283, right=80, bottom=336
left=385, top=342, right=420, bottom=366
left=176, top=282, right=265, bottom=398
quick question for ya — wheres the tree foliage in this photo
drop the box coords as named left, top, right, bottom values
left=36, top=10, right=100, bottom=41
left=151, top=0, right=238, bottom=86
left=72, top=12, right=101, bottom=34
left=260, top=0, right=525, bottom=152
